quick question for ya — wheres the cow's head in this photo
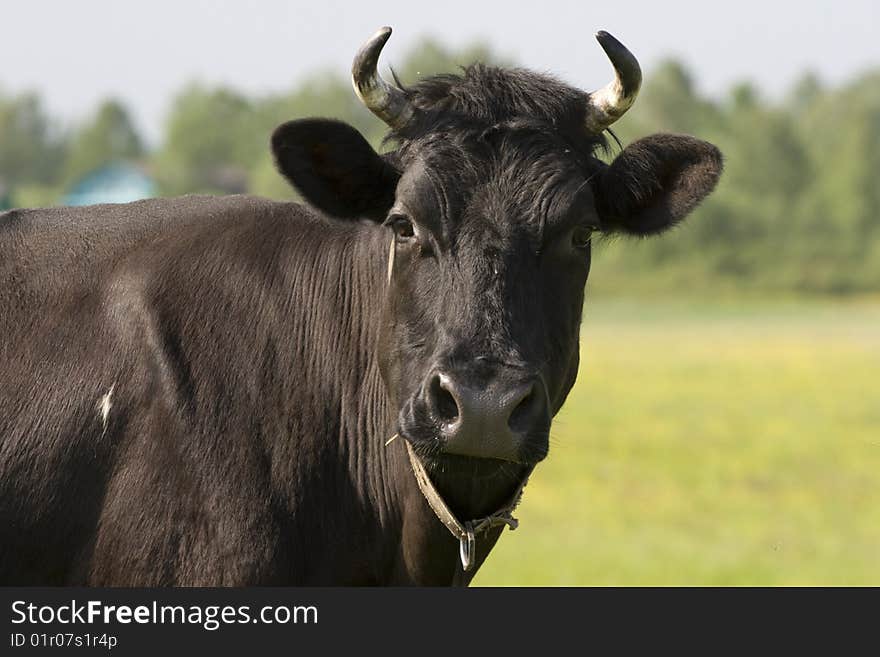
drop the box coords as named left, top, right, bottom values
left=272, top=28, right=721, bottom=479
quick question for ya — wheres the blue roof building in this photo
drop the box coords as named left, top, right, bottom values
left=62, top=163, right=155, bottom=206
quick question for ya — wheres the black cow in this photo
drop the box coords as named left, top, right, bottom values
left=0, top=28, right=721, bottom=585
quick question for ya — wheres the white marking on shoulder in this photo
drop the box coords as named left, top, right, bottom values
left=97, top=384, right=115, bottom=435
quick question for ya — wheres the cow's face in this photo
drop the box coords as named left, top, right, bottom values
left=375, top=129, right=599, bottom=468
left=271, top=29, right=722, bottom=476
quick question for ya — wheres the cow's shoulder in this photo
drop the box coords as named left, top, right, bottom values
left=93, top=195, right=334, bottom=416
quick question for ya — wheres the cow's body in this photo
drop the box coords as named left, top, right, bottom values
left=0, top=28, right=723, bottom=585
left=0, top=196, right=491, bottom=585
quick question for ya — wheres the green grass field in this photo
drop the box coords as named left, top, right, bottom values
left=474, top=297, right=880, bottom=586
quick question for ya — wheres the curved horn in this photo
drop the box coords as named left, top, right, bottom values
left=584, top=31, right=643, bottom=133
left=351, top=26, right=415, bottom=129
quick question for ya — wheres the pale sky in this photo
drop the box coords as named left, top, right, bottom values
left=2, top=0, right=877, bottom=144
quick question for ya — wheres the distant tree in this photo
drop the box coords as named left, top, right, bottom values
left=618, top=59, right=720, bottom=138
left=787, top=70, right=880, bottom=291
left=788, top=72, right=823, bottom=113
left=62, top=99, right=144, bottom=184
left=155, top=85, right=260, bottom=195
left=0, top=90, right=66, bottom=188
left=702, top=99, right=810, bottom=279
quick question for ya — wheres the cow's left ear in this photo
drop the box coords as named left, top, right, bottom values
left=271, top=118, right=400, bottom=221
left=592, top=134, right=723, bottom=236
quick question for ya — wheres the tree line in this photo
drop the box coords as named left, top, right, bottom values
left=1, top=38, right=878, bottom=295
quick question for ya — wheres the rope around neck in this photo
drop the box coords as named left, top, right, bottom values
left=404, top=440, right=531, bottom=572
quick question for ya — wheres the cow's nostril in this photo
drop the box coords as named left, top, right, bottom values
left=508, top=383, right=542, bottom=434
left=437, top=388, right=459, bottom=423
left=429, top=374, right=460, bottom=423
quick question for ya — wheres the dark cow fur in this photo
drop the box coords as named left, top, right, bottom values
left=0, top=61, right=721, bottom=585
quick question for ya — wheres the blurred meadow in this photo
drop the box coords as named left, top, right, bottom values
left=475, top=296, right=880, bottom=585
left=2, top=3, right=878, bottom=585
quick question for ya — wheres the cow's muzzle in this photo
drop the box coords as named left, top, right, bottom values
left=413, top=366, right=551, bottom=463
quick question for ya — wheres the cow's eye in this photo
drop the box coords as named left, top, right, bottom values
left=571, top=226, right=594, bottom=249
left=388, top=215, right=415, bottom=240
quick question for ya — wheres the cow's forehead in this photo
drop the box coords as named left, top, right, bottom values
left=395, top=129, right=595, bottom=234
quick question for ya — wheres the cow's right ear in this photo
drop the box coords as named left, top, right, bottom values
left=592, top=134, right=723, bottom=236
left=271, top=118, right=400, bottom=221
